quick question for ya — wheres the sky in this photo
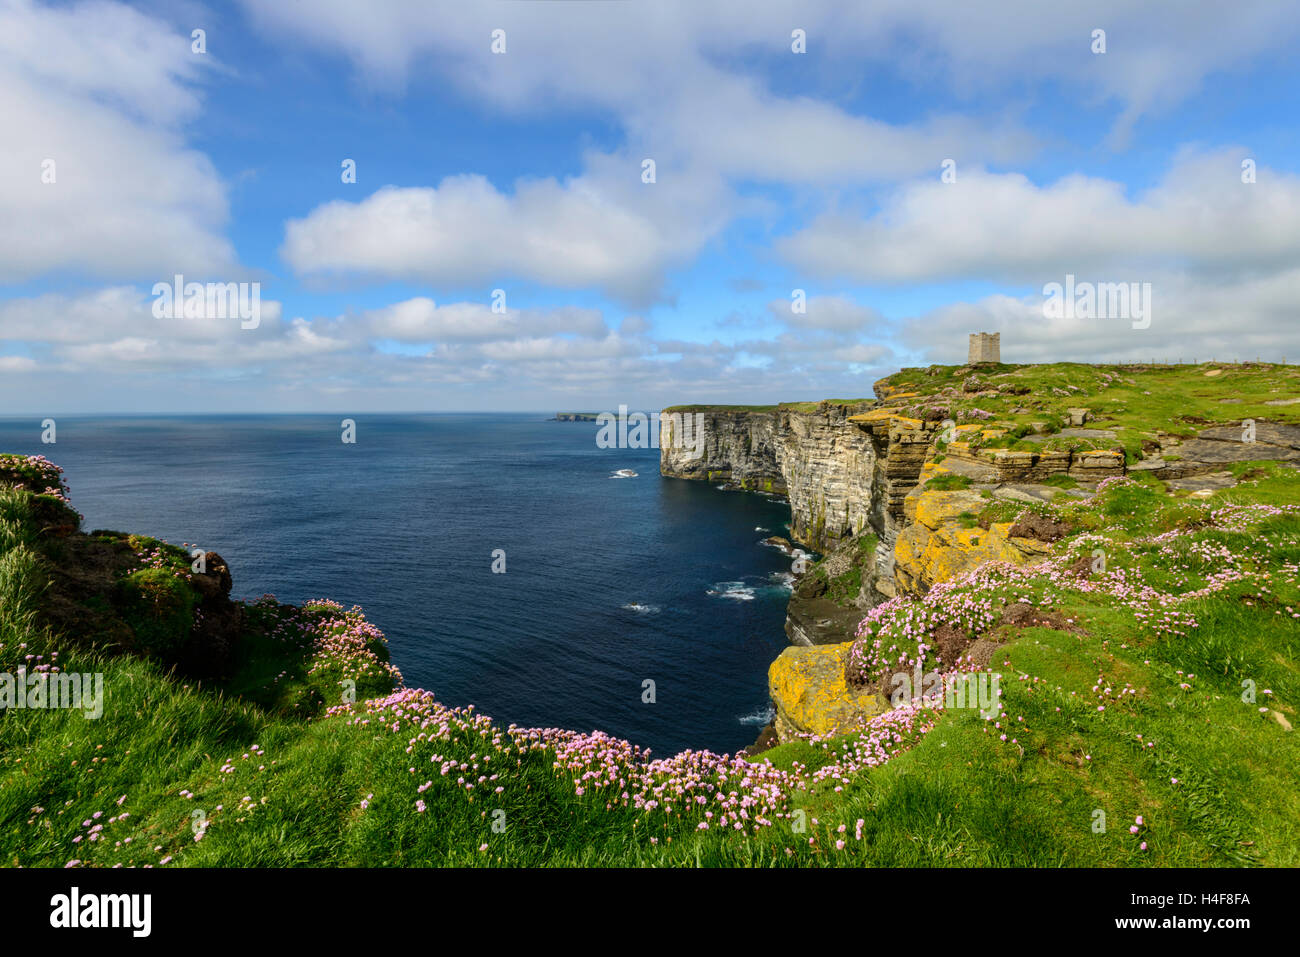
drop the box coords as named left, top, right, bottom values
left=2, top=0, right=1299, bottom=414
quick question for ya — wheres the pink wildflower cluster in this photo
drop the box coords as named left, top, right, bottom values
left=300, top=600, right=404, bottom=687
left=848, top=562, right=1024, bottom=687
left=794, top=701, right=943, bottom=791
left=130, top=543, right=193, bottom=582
left=0, top=453, right=72, bottom=503
left=849, top=493, right=1297, bottom=688
left=1094, top=475, right=1135, bottom=495
left=249, top=596, right=404, bottom=689
left=324, top=687, right=940, bottom=835
left=1211, top=502, right=1300, bottom=530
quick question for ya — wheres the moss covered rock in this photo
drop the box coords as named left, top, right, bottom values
left=114, top=567, right=198, bottom=656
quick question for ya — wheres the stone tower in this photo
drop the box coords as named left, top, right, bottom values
left=968, top=332, right=1000, bottom=364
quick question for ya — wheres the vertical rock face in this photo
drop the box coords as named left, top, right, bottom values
left=780, top=404, right=879, bottom=551
left=659, top=409, right=786, bottom=494
left=657, top=396, right=987, bottom=746
left=659, top=403, right=880, bottom=552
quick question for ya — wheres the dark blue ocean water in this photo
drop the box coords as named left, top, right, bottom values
left=0, top=415, right=796, bottom=757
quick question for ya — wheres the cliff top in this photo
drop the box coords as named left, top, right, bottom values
left=874, top=360, right=1300, bottom=464
left=879, top=359, right=1298, bottom=414
left=662, top=399, right=875, bottom=413
left=665, top=361, right=1300, bottom=466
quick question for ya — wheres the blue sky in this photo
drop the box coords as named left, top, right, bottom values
left=2, top=0, right=1299, bottom=412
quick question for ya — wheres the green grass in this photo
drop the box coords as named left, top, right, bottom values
left=114, top=568, right=198, bottom=656
left=661, top=404, right=779, bottom=413
left=880, top=361, right=1300, bottom=444
left=2, top=427, right=1299, bottom=867
left=805, top=533, right=880, bottom=605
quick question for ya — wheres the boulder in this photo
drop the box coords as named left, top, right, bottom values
left=190, top=551, right=233, bottom=599
left=768, top=642, right=888, bottom=740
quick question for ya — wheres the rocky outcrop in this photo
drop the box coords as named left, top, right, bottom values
left=784, top=597, right=867, bottom=647
left=1133, top=422, right=1300, bottom=479
left=659, top=408, right=787, bottom=495
left=179, top=551, right=243, bottom=679
left=661, top=379, right=1300, bottom=744
left=768, top=642, right=888, bottom=739
left=893, top=487, right=1052, bottom=595
left=0, top=454, right=248, bottom=679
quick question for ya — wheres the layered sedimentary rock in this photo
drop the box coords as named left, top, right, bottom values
left=660, top=402, right=880, bottom=552
left=780, top=405, right=880, bottom=549
left=659, top=409, right=786, bottom=495
left=1139, top=422, right=1300, bottom=477
left=659, top=397, right=934, bottom=617
left=661, top=382, right=1300, bottom=745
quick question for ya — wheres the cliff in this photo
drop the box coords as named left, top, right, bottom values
left=0, top=450, right=946, bottom=867
left=661, top=401, right=883, bottom=550
left=4, top=401, right=1297, bottom=867
left=0, top=453, right=400, bottom=713
left=662, top=361, right=1300, bottom=743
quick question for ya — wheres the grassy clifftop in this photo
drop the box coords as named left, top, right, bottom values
left=3, top=359, right=1300, bottom=866
left=876, top=361, right=1300, bottom=461
left=667, top=362, right=1300, bottom=451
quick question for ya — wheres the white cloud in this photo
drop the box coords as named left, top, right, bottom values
left=238, top=0, right=1300, bottom=142
left=364, top=298, right=608, bottom=343
left=0, top=284, right=907, bottom=411
left=771, top=295, right=884, bottom=332
left=898, top=269, right=1300, bottom=365
left=647, top=80, right=1036, bottom=185
left=261, top=1, right=1067, bottom=305
left=257, top=1, right=1300, bottom=311
left=0, top=0, right=235, bottom=283
left=0, top=286, right=359, bottom=372
left=283, top=169, right=730, bottom=305
left=779, top=149, right=1300, bottom=284
left=0, top=355, right=37, bottom=373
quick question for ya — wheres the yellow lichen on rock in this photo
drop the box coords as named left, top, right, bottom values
left=894, top=489, right=1052, bottom=594
left=768, top=642, right=887, bottom=740
left=846, top=408, right=895, bottom=425
left=912, top=489, right=984, bottom=530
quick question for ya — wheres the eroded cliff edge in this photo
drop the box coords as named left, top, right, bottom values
left=662, top=362, right=1300, bottom=745
left=660, top=387, right=939, bottom=635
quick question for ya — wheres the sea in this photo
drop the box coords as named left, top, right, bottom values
left=0, top=414, right=798, bottom=757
